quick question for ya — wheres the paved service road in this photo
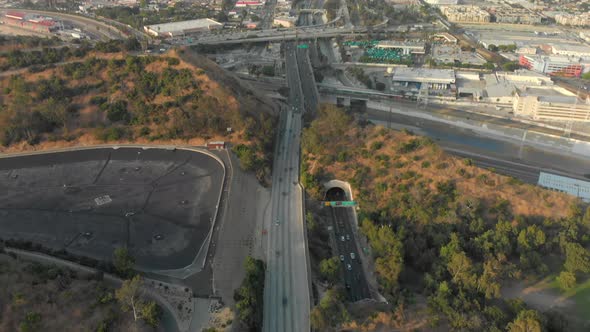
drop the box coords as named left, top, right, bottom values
left=263, top=42, right=310, bottom=332
left=330, top=207, right=371, bottom=301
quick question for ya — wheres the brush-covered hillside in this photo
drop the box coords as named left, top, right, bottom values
left=0, top=45, right=277, bottom=179
left=303, top=105, right=590, bottom=331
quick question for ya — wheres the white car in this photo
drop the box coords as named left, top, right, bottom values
left=346, top=264, right=352, bottom=271
left=340, top=236, right=345, bottom=242
left=340, top=255, right=344, bottom=261
left=350, top=253, right=355, bottom=260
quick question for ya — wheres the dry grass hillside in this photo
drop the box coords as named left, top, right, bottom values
left=303, top=105, right=587, bottom=332
left=0, top=47, right=277, bottom=175
left=0, top=253, right=157, bottom=332
left=302, top=108, right=572, bottom=219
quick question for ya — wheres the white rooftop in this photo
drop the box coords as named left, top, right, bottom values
left=145, top=18, right=222, bottom=34
left=538, top=172, right=590, bottom=202
left=392, top=67, right=455, bottom=84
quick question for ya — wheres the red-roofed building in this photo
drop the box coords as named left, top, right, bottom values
left=235, top=1, right=263, bottom=7
left=4, top=12, right=57, bottom=33
left=5, top=11, right=26, bottom=20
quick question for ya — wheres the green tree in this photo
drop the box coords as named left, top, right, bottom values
left=446, top=250, right=477, bottom=290
left=234, top=256, right=265, bottom=330
left=261, top=65, right=275, bottom=77
left=582, top=72, right=590, bottom=80
left=583, top=206, right=590, bottom=225
left=310, top=288, right=350, bottom=330
left=556, top=271, right=576, bottom=290
left=19, top=312, right=41, bottom=332
left=115, top=275, right=144, bottom=321
left=502, top=62, right=520, bottom=72
left=140, top=300, right=162, bottom=327
left=319, top=257, right=340, bottom=284
left=506, top=309, right=542, bottom=332
left=113, top=247, right=135, bottom=277
left=306, top=211, right=317, bottom=233
left=564, top=242, right=590, bottom=273
left=517, top=225, right=546, bottom=252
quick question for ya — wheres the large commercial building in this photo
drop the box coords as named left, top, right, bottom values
left=538, top=172, right=590, bottom=202
left=144, top=18, right=222, bottom=37
left=519, top=54, right=589, bottom=77
left=391, top=67, right=457, bottom=99
left=550, top=43, right=590, bottom=58
left=3, top=11, right=59, bottom=33
left=555, top=12, right=590, bottom=27
left=441, top=6, right=491, bottom=23
left=375, top=41, right=425, bottom=55
left=513, top=89, right=590, bottom=122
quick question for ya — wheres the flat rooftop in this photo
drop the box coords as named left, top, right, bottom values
left=392, top=67, right=455, bottom=84
left=145, top=18, right=222, bottom=33
left=538, top=172, right=590, bottom=202
left=376, top=41, right=425, bottom=48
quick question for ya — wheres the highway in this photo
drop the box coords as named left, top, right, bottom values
left=263, top=42, right=310, bottom=332
left=330, top=206, right=371, bottom=301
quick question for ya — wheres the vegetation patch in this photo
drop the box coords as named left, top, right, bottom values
left=301, top=105, right=587, bottom=331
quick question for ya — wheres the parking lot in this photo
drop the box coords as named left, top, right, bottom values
left=0, top=147, right=224, bottom=270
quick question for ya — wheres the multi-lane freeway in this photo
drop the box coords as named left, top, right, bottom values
left=330, top=206, right=371, bottom=301
left=263, top=42, right=311, bottom=332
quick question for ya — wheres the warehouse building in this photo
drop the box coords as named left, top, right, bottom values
left=391, top=68, right=457, bottom=99
left=3, top=11, right=59, bottom=33
left=538, top=172, right=590, bottom=202
left=144, top=18, right=222, bottom=37
left=513, top=89, right=590, bottom=122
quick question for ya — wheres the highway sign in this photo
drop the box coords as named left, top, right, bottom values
left=324, top=201, right=357, bottom=207
left=297, top=44, right=309, bottom=49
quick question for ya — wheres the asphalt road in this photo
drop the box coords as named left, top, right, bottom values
left=0, top=147, right=224, bottom=271
left=263, top=42, right=310, bottom=332
left=366, top=109, right=590, bottom=184
left=330, top=207, right=371, bottom=301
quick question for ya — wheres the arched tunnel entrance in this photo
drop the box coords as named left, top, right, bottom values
left=325, top=187, right=346, bottom=201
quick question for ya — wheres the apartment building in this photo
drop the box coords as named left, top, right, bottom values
left=513, top=91, right=590, bottom=122
left=555, top=12, right=590, bottom=27
left=441, top=6, right=491, bottom=23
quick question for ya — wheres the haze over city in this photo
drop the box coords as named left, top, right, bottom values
left=0, top=0, right=589, bottom=330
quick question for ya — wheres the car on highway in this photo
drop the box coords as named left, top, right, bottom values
left=340, top=255, right=344, bottom=261
left=275, top=218, right=280, bottom=226
left=350, top=253, right=355, bottom=260
left=346, top=234, right=350, bottom=241
left=346, top=264, right=352, bottom=271
left=340, top=235, right=345, bottom=242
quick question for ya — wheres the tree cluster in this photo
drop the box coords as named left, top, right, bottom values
left=234, top=256, right=266, bottom=331
left=300, top=105, right=590, bottom=330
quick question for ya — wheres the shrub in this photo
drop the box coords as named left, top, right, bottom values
left=421, top=161, right=430, bottom=168
left=106, top=100, right=130, bottom=123
left=370, top=141, right=383, bottom=151
left=167, top=57, right=180, bottom=66
left=556, top=271, right=576, bottom=290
